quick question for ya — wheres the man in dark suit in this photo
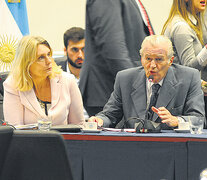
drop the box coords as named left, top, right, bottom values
left=79, top=0, right=154, bottom=116
left=55, top=27, right=85, bottom=82
left=88, top=35, right=205, bottom=129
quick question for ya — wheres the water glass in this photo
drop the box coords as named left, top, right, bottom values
left=84, top=122, right=97, bottom=130
left=188, top=116, right=204, bottom=134
left=38, top=118, right=52, bottom=131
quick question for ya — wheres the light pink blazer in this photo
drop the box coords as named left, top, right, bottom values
left=3, top=72, right=85, bottom=126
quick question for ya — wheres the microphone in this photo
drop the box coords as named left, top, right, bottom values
left=145, top=75, right=154, bottom=120
left=148, top=75, right=154, bottom=82
left=142, top=75, right=154, bottom=131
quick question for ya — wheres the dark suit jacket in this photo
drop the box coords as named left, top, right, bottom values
left=79, top=0, right=154, bottom=108
left=97, top=64, right=205, bottom=129
left=55, top=57, right=67, bottom=71
left=0, top=72, right=9, bottom=120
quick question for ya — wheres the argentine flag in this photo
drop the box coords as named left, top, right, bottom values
left=0, top=0, right=29, bottom=72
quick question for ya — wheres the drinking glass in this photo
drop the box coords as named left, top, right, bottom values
left=188, top=116, right=204, bottom=134
left=38, top=117, right=52, bottom=131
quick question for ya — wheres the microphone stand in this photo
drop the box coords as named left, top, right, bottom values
left=142, top=75, right=154, bottom=133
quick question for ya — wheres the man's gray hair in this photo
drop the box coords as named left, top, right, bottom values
left=139, top=35, right=174, bottom=61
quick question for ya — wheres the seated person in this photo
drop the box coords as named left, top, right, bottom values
left=88, top=35, right=205, bottom=129
left=55, top=27, right=84, bottom=82
left=55, top=27, right=89, bottom=119
left=3, top=35, right=85, bottom=126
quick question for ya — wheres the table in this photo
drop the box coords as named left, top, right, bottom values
left=62, top=130, right=207, bottom=180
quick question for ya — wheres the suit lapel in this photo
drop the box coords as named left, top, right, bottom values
left=64, top=61, right=67, bottom=71
left=19, top=75, right=61, bottom=119
left=20, top=89, right=47, bottom=118
left=131, top=69, right=147, bottom=120
left=50, top=75, right=61, bottom=109
left=131, top=0, right=143, bottom=17
left=152, top=67, right=177, bottom=121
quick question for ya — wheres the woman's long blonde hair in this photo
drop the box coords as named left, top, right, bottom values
left=9, top=35, right=62, bottom=91
left=161, top=0, right=204, bottom=45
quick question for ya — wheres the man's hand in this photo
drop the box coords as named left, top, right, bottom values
left=88, top=116, right=104, bottom=127
left=152, top=106, right=178, bottom=127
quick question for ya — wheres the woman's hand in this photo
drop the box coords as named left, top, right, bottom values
left=201, top=80, right=207, bottom=95
left=201, top=80, right=207, bottom=87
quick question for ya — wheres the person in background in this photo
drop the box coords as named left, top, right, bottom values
left=88, top=35, right=205, bottom=130
left=79, top=0, right=154, bottom=117
left=55, top=27, right=85, bottom=83
left=203, top=9, right=207, bottom=44
left=3, top=35, right=85, bottom=126
left=161, top=0, right=207, bottom=127
left=55, top=27, right=89, bottom=119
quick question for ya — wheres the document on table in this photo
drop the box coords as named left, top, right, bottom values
left=101, top=128, right=135, bottom=133
left=15, top=124, right=38, bottom=130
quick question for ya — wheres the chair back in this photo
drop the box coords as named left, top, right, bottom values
left=0, top=71, right=9, bottom=120
left=0, top=94, right=3, bottom=120
left=0, top=71, right=9, bottom=96
left=0, top=126, right=13, bottom=176
left=1, top=130, right=73, bottom=180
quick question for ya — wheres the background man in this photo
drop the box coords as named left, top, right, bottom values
left=79, top=0, right=154, bottom=116
left=55, top=27, right=85, bottom=83
left=55, top=27, right=88, bottom=119
left=89, top=35, right=205, bottom=129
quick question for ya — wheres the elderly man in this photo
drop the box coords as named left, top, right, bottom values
left=89, top=35, right=205, bottom=129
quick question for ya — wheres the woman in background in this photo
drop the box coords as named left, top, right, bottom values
left=162, top=0, right=207, bottom=83
left=203, top=9, right=207, bottom=44
left=161, top=0, right=207, bottom=127
left=3, top=35, right=85, bottom=126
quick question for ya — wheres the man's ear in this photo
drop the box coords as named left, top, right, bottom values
left=141, top=57, right=144, bottom=66
left=169, top=56, right=174, bottom=66
left=64, top=47, right=67, bottom=56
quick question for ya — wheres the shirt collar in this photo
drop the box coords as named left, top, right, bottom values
left=146, top=78, right=164, bottom=89
left=66, top=62, right=80, bottom=84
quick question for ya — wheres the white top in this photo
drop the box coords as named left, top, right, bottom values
left=66, top=62, right=89, bottom=119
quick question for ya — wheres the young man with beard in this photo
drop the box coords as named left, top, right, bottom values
left=55, top=27, right=88, bottom=119
left=55, top=27, right=85, bottom=84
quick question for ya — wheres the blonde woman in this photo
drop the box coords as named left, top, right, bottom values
left=203, top=9, right=207, bottom=44
left=3, top=35, right=85, bottom=126
left=161, top=0, right=207, bottom=127
left=162, top=0, right=207, bottom=83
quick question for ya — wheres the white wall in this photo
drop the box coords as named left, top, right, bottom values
left=27, top=0, right=172, bottom=52
left=142, top=0, right=172, bottom=34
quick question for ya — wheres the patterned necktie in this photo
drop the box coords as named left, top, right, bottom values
left=137, top=0, right=154, bottom=35
left=146, top=84, right=160, bottom=120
